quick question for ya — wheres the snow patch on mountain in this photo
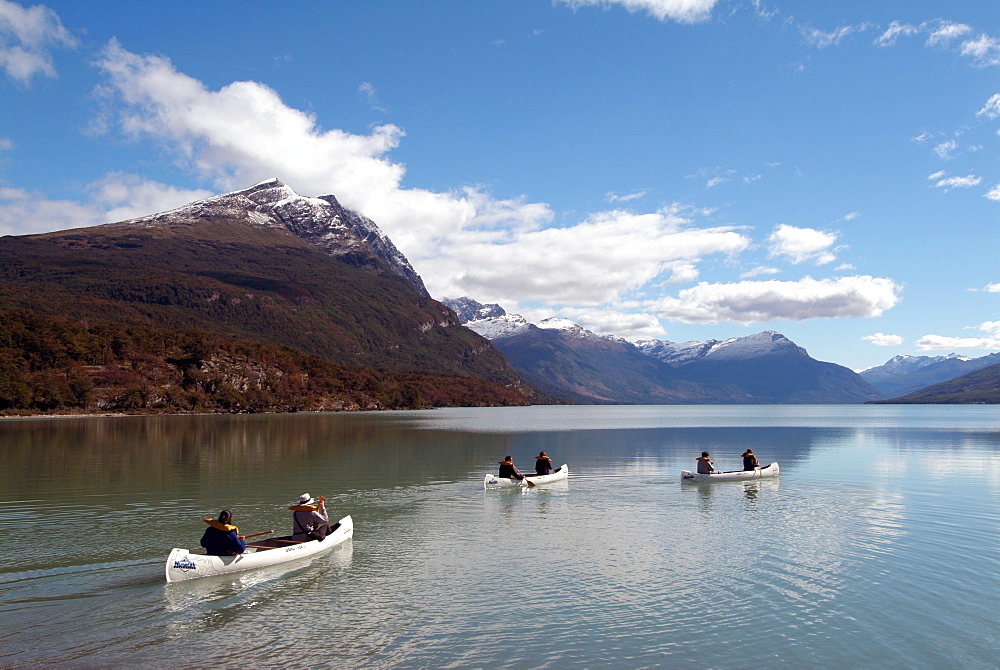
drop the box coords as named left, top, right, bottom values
left=465, top=313, right=532, bottom=339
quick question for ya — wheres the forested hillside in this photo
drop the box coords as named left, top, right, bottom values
left=0, top=311, right=529, bottom=414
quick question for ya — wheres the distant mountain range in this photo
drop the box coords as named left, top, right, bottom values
left=443, top=298, right=882, bottom=404
left=859, top=353, right=1000, bottom=398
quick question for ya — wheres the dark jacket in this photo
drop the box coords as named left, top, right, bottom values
left=498, top=462, right=523, bottom=479
left=535, top=458, right=553, bottom=475
left=200, top=526, right=246, bottom=556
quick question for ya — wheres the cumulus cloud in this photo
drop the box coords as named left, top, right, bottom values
left=985, top=185, right=1000, bottom=201
left=436, top=207, right=749, bottom=306
left=916, top=321, right=1000, bottom=350
left=88, top=173, right=213, bottom=223
left=0, top=185, right=102, bottom=235
left=0, top=0, right=77, bottom=84
left=863, top=332, right=903, bottom=346
left=556, top=0, right=718, bottom=23
left=985, top=283, right=1000, bottom=293
left=649, top=275, right=901, bottom=324
left=0, top=174, right=212, bottom=235
left=560, top=308, right=668, bottom=340
left=767, top=224, right=838, bottom=265
left=81, top=41, right=760, bottom=316
left=915, top=334, right=1000, bottom=351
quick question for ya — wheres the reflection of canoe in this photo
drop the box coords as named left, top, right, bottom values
left=484, top=464, right=569, bottom=489
left=165, top=515, right=353, bottom=582
left=681, top=462, right=779, bottom=482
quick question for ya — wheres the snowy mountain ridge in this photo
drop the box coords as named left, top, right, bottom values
left=444, top=297, right=807, bottom=364
left=115, top=178, right=429, bottom=296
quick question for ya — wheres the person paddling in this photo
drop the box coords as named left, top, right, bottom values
left=200, top=509, right=246, bottom=556
left=695, top=451, right=715, bottom=475
left=742, top=449, right=760, bottom=471
left=498, top=455, right=526, bottom=481
left=535, top=451, right=553, bottom=476
left=290, top=493, right=340, bottom=541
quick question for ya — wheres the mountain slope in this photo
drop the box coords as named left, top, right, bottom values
left=0, top=182, right=522, bottom=390
left=874, top=362, right=1000, bottom=404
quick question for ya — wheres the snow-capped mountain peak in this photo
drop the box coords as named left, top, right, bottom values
left=111, top=179, right=429, bottom=296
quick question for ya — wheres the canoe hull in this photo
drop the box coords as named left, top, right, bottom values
left=165, top=515, right=353, bottom=583
left=484, top=464, right=569, bottom=489
left=681, top=462, right=779, bottom=483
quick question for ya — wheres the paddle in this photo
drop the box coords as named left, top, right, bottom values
left=191, top=529, right=274, bottom=551
left=239, top=530, right=275, bottom=540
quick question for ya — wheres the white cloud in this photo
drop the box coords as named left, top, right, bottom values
left=767, top=224, right=838, bottom=265
left=0, top=174, right=212, bottom=235
left=0, top=0, right=77, bottom=84
left=358, top=81, right=387, bottom=113
left=960, top=34, right=1000, bottom=67
left=437, top=207, right=749, bottom=306
left=875, top=21, right=918, bottom=47
left=649, top=275, right=901, bottom=324
left=803, top=25, right=853, bottom=48
left=561, top=308, right=668, bottom=340
left=933, top=140, right=958, bottom=160
left=915, top=335, right=1000, bottom=351
left=976, top=93, right=1000, bottom=119
left=979, top=321, right=1000, bottom=336
left=931, top=174, right=982, bottom=190
left=863, top=332, right=903, bottom=346
left=740, top=266, right=780, bottom=279
left=985, top=283, right=1000, bottom=293
left=916, top=321, right=1000, bottom=350
left=605, top=190, right=646, bottom=203
left=985, top=185, right=1000, bottom=201
left=0, top=185, right=102, bottom=235
left=555, top=0, right=718, bottom=24
left=875, top=19, right=1000, bottom=68
left=926, top=21, right=972, bottom=47
left=88, top=173, right=213, bottom=223
left=0, top=136, right=12, bottom=150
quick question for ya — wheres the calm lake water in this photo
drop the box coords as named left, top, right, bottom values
left=1, top=405, right=998, bottom=668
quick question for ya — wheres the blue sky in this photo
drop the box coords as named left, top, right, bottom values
left=2, top=0, right=999, bottom=371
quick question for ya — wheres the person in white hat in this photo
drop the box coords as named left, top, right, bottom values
left=289, top=493, right=338, bottom=541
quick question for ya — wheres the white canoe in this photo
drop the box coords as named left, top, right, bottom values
left=165, top=515, right=353, bottom=583
left=680, top=462, right=779, bottom=483
left=484, top=464, right=569, bottom=489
